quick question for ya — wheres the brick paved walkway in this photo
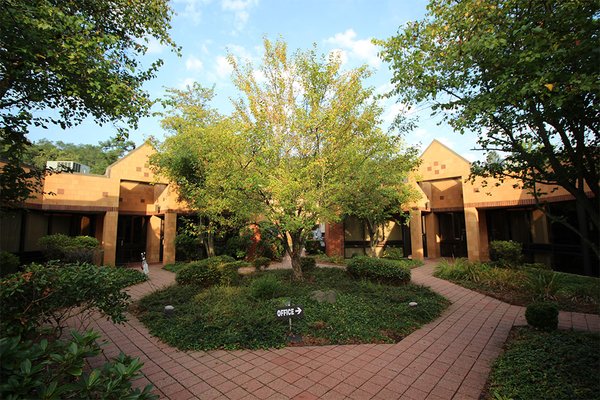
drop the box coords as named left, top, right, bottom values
left=79, top=261, right=600, bottom=400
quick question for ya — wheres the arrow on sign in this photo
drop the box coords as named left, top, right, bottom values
left=295, top=307, right=302, bottom=314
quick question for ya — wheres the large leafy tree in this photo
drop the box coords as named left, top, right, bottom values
left=378, top=0, right=599, bottom=273
left=0, top=0, right=177, bottom=207
left=154, top=39, right=417, bottom=280
left=25, top=137, right=136, bottom=174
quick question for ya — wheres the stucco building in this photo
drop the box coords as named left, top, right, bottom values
left=325, top=140, right=595, bottom=275
left=1, top=143, right=189, bottom=266
left=1, top=139, right=594, bottom=274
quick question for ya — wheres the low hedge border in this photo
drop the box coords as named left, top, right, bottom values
left=346, top=256, right=412, bottom=285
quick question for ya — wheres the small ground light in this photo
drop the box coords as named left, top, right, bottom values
left=409, top=302, right=418, bottom=307
left=164, top=305, right=175, bottom=317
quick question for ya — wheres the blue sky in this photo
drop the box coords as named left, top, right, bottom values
left=27, top=0, right=481, bottom=160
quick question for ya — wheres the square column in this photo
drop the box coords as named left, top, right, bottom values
left=163, top=211, right=177, bottom=265
left=409, top=209, right=424, bottom=260
left=325, top=222, right=344, bottom=257
left=102, top=211, right=118, bottom=266
left=146, top=215, right=162, bottom=264
left=464, top=207, right=483, bottom=262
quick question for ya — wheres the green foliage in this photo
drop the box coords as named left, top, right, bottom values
left=347, top=256, right=412, bottom=285
left=154, top=39, right=417, bottom=280
left=0, top=251, right=20, bottom=277
left=175, top=233, right=204, bottom=262
left=299, top=257, right=317, bottom=274
left=0, top=330, right=156, bottom=400
left=382, top=247, right=404, bottom=260
left=25, top=137, right=136, bottom=175
left=378, top=0, right=599, bottom=265
left=489, top=327, right=599, bottom=400
left=38, top=234, right=100, bottom=264
left=1, top=0, right=177, bottom=207
left=525, top=302, right=559, bottom=331
left=249, top=274, right=285, bottom=300
left=174, top=255, right=236, bottom=286
left=489, top=240, right=523, bottom=268
left=254, top=221, right=285, bottom=260
left=136, top=268, right=448, bottom=350
left=223, top=232, right=253, bottom=260
left=435, top=259, right=600, bottom=314
left=163, top=262, right=189, bottom=273
left=304, top=240, right=323, bottom=255
left=252, top=257, right=271, bottom=270
left=310, top=254, right=346, bottom=265
left=0, top=263, right=135, bottom=336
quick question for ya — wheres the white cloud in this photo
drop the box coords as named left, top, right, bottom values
left=178, top=77, right=197, bottom=89
left=382, top=102, right=412, bottom=129
left=325, top=29, right=381, bottom=68
left=221, top=0, right=258, bottom=32
left=215, top=56, right=234, bottom=79
left=185, top=55, right=204, bottom=72
left=173, top=0, right=209, bottom=24
left=144, top=36, right=166, bottom=54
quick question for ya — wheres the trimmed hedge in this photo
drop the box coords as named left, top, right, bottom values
left=526, top=301, right=559, bottom=331
left=252, top=256, right=271, bottom=270
left=175, top=255, right=236, bottom=286
left=489, top=240, right=523, bottom=268
left=347, top=256, right=412, bottom=285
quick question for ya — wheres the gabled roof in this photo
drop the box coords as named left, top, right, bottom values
left=420, top=139, right=472, bottom=166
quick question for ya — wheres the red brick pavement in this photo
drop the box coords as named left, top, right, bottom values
left=78, top=261, right=600, bottom=399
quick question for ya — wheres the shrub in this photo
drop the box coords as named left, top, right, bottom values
left=525, top=302, right=559, bottom=331
left=252, top=256, right=271, bottom=270
left=0, top=251, right=20, bottom=277
left=300, top=256, right=317, bottom=273
left=38, top=234, right=101, bottom=264
left=525, top=270, right=562, bottom=301
left=0, top=262, right=134, bottom=336
left=489, top=240, right=523, bottom=268
left=249, top=274, right=284, bottom=300
left=304, top=240, right=324, bottom=255
left=347, top=256, right=411, bottom=285
left=218, top=261, right=250, bottom=286
left=382, top=247, right=404, bottom=260
left=175, top=233, right=204, bottom=261
left=254, top=221, right=285, bottom=260
left=175, top=255, right=236, bottom=286
left=223, top=230, right=253, bottom=260
left=0, top=330, right=156, bottom=400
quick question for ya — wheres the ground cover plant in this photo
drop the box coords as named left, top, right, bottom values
left=0, top=262, right=154, bottom=399
left=434, top=259, right=600, bottom=314
left=486, top=327, right=600, bottom=400
left=135, top=267, right=448, bottom=351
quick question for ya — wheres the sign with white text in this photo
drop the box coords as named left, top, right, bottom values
left=275, top=305, right=304, bottom=320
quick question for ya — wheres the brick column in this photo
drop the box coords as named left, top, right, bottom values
left=102, top=211, right=118, bottom=266
left=325, top=222, right=344, bottom=257
left=424, top=212, right=439, bottom=258
left=162, top=211, right=177, bottom=265
left=409, top=209, right=424, bottom=260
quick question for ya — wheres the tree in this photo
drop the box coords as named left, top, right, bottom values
left=378, top=0, right=599, bottom=273
left=155, top=39, right=418, bottom=280
left=25, top=137, right=136, bottom=174
left=0, top=0, right=177, bottom=207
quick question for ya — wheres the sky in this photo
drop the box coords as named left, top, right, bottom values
left=27, top=0, right=481, bottom=160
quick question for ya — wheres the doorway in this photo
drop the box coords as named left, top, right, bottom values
left=116, top=215, right=148, bottom=265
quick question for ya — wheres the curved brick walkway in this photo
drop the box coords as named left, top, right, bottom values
left=77, top=261, right=600, bottom=400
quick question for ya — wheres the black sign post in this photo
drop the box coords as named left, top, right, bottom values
left=276, top=303, right=303, bottom=343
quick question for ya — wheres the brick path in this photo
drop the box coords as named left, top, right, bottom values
left=79, top=261, right=600, bottom=400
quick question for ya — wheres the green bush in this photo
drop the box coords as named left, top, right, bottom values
left=0, top=331, right=156, bottom=400
left=223, top=231, right=253, bottom=260
left=0, top=262, right=135, bottom=336
left=218, top=261, right=249, bottom=286
left=175, top=233, right=204, bottom=261
left=175, top=255, right=236, bottom=286
left=300, top=256, right=317, bottom=273
left=249, top=274, right=284, bottom=300
left=489, top=240, right=523, bottom=268
left=254, top=221, right=285, bottom=260
left=382, top=247, right=404, bottom=260
left=347, top=256, right=411, bottom=285
left=304, top=240, right=323, bottom=255
left=0, top=251, right=20, bottom=277
left=252, top=256, right=271, bottom=270
left=525, top=302, right=559, bottom=331
left=38, top=234, right=101, bottom=264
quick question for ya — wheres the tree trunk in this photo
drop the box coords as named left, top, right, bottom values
left=365, top=219, right=379, bottom=257
left=204, top=232, right=215, bottom=257
left=577, top=203, right=593, bottom=276
left=285, top=230, right=304, bottom=281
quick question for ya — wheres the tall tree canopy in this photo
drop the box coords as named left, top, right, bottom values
left=378, top=0, right=599, bottom=271
left=153, top=39, right=418, bottom=280
left=0, top=0, right=177, bottom=207
left=25, top=137, right=136, bottom=174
